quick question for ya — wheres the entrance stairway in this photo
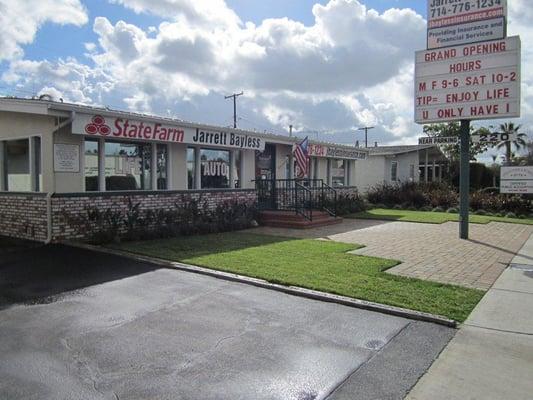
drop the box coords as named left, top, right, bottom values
left=259, top=210, right=343, bottom=229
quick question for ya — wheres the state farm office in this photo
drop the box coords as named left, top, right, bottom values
left=0, top=98, right=365, bottom=242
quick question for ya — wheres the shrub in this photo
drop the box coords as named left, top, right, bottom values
left=447, top=207, right=459, bottom=214
left=69, top=196, right=258, bottom=244
left=432, top=207, right=445, bottom=213
left=393, top=204, right=403, bottom=210
left=474, top=209, right=487, bottom=216
left=420, top=206, right=433, bottom=212
left=505, top=212, right=517, bottom=219
left=332, top=192, right=368, bottom=215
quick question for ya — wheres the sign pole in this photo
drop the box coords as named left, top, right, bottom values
left=459, top=119, right=470, bottom=240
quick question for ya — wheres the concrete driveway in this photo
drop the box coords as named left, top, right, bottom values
left=0, top=245, right=454, bottom=400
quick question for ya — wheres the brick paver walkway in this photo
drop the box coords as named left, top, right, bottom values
left=250, top=220, right=533, bottom=290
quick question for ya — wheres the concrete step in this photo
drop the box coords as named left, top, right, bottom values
left=259, top=210, right=343, bottom=229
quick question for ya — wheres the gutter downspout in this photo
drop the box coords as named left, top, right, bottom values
left=46, top=109, right=74, bottom=243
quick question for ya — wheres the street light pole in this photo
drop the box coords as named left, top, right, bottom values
left=357, top=126, right=375, bottom=148
left=225, top=92, right=244, bottom=129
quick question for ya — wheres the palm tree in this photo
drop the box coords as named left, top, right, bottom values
left=495, top=123, right=527, bottom=165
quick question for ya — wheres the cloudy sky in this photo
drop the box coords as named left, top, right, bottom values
left=0, top=0, right=531, bottom=156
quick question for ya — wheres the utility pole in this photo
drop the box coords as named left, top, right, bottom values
left=357, top=126, right=375, bottom=148
left=225, top=91, right=244, bottom=129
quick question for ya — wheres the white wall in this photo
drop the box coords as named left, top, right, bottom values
left=353, top=156, right=386, bottom=193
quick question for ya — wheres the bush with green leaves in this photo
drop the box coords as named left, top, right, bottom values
left=366, top=181, right=531, bottom=216
left=323, top=191, right=368, bottom=215
left=70, top=195, right=258, bottom=244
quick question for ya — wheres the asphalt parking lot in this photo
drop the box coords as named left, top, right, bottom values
left=0, top=245, right=455, bottom=400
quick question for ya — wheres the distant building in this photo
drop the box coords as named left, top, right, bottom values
left=355, top=145, right=447, bottom=192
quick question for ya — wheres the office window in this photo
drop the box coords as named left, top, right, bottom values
left=5, top=139, right=31, bottom=191
left=331, top=159, right=346, bottom=187
left=104, top=142, right=152, bottom=191
left=157, top=144, right=167, bottom=190
left=233, top=150, right=242, bottom=188
left=391, top=161, right=398, bottom=182
left=312, top=158, right=319, bottom=180
left=200, top=148, right=230, bottom=189
left=187, top=147, right=196, bottom=189
left=34, top=137, right=41, bottom=191
left=84, top=139, right=99, bottom=191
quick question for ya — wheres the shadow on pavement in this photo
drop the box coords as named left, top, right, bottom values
left=467, top=239, right=533, bottom=262
left=0, top=244, right=159, bottom=309
left=249, top=218, right=393, bottom=239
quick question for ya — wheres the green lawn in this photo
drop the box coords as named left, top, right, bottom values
left=349, top=208, right=533, bottom=225
left=111, top=232, right=484, bottom=322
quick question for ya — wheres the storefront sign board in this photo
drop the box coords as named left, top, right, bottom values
left=72, top=114, right=265, bottom=151
left=308, top=144, right=367, bottom=160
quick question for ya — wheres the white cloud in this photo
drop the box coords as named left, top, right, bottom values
left=109, top=0, right=241, bottom=29
left=0, top=0, right=88, bottom=61
left=2, top=0, right=533, bottom=148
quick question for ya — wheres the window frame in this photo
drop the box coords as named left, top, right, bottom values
left=0, top=135, right=42, bottom=192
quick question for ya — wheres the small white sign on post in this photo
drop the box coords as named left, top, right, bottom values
left=500, top=166, right=533, bottom=194
left=471, top=132, right=516, bottom=143
left=415, top=36, right=521, bottom=124
left=418, top=136, right=459, bottom=145
left=427, top=0, right=507, bottom=49
left=54, top=143, right=80, bottom=173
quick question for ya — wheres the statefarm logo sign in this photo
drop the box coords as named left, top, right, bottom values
left=73, top=113, right=265, bottom=150
left=80, top=115, right=185, bottom=143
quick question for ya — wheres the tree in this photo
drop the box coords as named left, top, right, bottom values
left=423, top=122, right=490, bottom=161
left=494, top=123, right=528, bottom=165
left=513, top=140, right=533, bottom=166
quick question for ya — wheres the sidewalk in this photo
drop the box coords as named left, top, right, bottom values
left=406, top=232, right=533, bottom=400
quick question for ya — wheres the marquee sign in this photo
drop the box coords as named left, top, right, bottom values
left=72, top=114, right=265, bottom=151
left=415, top=36, right=521, bottom=123
left=308, top=144, right=367, bottom=160
left=427, top=0, right=507, bottom=49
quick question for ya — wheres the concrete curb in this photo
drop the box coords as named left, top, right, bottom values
left=66, top=241, right=458, bottom=328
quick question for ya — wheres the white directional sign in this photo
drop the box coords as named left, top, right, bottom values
left=418, top=136, right=459, bottom=145
left=500, top=166, right=533, bottom=194
left=471, top=132, right=516, bottom=143
left=415, top=36, right=520, bottom=124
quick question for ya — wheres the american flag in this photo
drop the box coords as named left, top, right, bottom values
left=293, top=137, right=309, bottom=178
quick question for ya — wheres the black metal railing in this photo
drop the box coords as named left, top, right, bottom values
left=254, top=178, right=337, bottom=221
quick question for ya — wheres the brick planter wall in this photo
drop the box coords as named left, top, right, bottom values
left=50, top=189, right=257, bottom=242
left=0, top=193, right=48, bottom=242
